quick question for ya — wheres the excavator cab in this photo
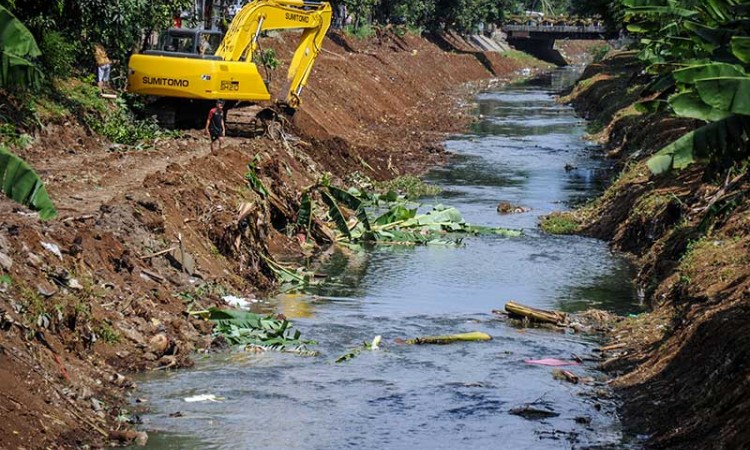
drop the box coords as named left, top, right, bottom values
left=149, top=29, right=224, bottom=57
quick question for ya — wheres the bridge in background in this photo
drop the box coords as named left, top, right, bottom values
left=502, top=24, right=619, bottom=65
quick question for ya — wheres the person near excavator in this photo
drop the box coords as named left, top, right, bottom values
left=205, top=100, right=226, bottom=151
left=93, top=43, right=112, bottom=92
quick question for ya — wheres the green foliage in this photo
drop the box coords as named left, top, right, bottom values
left=539, top=212, right=579, bottom=234
left=54, top=82, right=174, bottom=146
left=6, top=0, right=191, bottom=73
left=0, top=123, right=32, bottom=148
left=297, top=181, right=521, bottom=247
left=590, top=44, right=611, bottom=63
left=245, top=164, right=269, bottom=197
left=343, top=23, right=376, bottom=39
left=622, top=0, right=750, bottom=174
left=0, top=5, right=42, bottom=88
left=296, top=192, right=313, bottom=232
left=257, top=48, right=279, bottom=71
left=374, top=175, right=442, bottom=200
left=321, top=190, right=353, bottom=239
left=96, top=322, right=121, bottom=344
left=0, top=143, right=57, bottom=220
left=207, top=307, right=317, bottom=355
left=98, top=98, right=168, bottom=145
left=38, top=30, right=76, bottom=78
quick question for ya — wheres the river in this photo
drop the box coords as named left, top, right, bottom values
left=134, top=69, right=641, bottom=449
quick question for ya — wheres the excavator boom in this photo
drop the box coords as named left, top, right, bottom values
left=127, top=0, right=332, bottom=109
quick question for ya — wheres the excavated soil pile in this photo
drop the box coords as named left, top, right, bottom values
left=562, top=52, right=750, bottom=450
left=0, top=31, right=544, bottom=448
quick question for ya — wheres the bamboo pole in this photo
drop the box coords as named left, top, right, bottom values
left=505, top=301, right=567, bottom=325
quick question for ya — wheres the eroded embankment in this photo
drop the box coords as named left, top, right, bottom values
left=0, top=32, right=545, bottom=448
left=557, top=52, right=750, bottom=449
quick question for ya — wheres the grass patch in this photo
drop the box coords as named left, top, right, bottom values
left=96, top=321, right=121, bottom=344
left=55, top=80, right=177, bottom=146
left=344, top=24, right=376, bottom=39
left=540, top=212, right=580, bottom=235
left=374, top=175, right=441, bottom=199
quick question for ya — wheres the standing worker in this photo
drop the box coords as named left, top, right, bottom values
left=93, top=43, right=111, bottom=92
left=205, top=100, right=226, bottom=151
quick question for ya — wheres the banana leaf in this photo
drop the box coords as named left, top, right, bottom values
left=327, top=185, right=371, bottom=231
left=703, top=0, right=732, bottom=22
left=683, top=21, right=735, bottom=47
left=0, top=145, right=57, bottom=220
left=672, top=63, right=746, bottom=84
left=625, top=6, right=699, bottom=19
left=245, top=166, right=268, bottom=197
left=647, top=115, right=750, bottom=174
left=731, top=36, right=750, bottom=64
left=696, top=77, right=750, bottom=115
left=296, top=192, right=312, bottom=232
left=373, top=204, right=417, bottom=226
left=207, top=307, right=316, bottom=353
left=642, top=72, right=676, bottom=95
left=623, top=0, right=668, bottom=8
left=0, top=5, right=42, bottom=88
left=635, top=99, right=671, bottom=114
left=669, top=90, right=732, bottom=121
left=321, top=190, right=351, bottom=239
left=465, top=225, right=523, bottom=237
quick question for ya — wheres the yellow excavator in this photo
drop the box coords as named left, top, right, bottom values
left=127, top=0, right=332, bottom=127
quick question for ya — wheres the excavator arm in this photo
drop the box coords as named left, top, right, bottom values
left=127, top=0, right=331, bottom=110
left=217, top=0, right=332, bottom=107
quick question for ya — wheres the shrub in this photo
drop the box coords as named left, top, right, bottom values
left=590, top=44, right=610, bottom=63
left=39, top=30, right=77, bottom=78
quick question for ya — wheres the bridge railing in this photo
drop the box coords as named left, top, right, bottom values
left=502, top=24, right=608, bottom=34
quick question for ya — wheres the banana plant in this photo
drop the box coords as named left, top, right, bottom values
left=623, top=0, right=750, bottom=174
left=0, top=5, right=42, bottom=88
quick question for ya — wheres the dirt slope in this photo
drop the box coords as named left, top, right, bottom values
left=560, top=52, right=750, bottom=449
left=0, top=31, right=545, bottom=448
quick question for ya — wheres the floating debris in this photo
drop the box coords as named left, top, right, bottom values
left=405, top=331, right=492, bottom=345
left=509, top=403, right=559, bottom=420
left=335, top=335, right=382, bottom=363
left=195, top=308, right=318, bottom=356
left=505, top=301, right=567, bottom=326
left=525, top=358, right=580, bottom=367
left=184, top=394, right=222, bottom=403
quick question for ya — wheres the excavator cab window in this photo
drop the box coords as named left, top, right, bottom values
left=198, top=32, right=222, bottom=55
left=147, top=29, right=224, bottom=59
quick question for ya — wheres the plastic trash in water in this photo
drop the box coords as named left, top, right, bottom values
left=184, top=394, right=223, bottom=403
left=525, top=358, right=580, bottom=367
left=223, top=295, right=251, bottom=309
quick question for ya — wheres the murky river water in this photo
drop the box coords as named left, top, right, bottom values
left=135, top=70, right=641, bottom=449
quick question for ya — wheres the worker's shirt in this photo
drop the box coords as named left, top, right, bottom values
left=94, top=45, right=111, bottom=66
left=208, top=108, right=224, bottom=133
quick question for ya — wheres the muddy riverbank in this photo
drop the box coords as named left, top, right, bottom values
left=557, top=52, right=750, bottom=449
left=0, top=31, right=559, bottom=448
